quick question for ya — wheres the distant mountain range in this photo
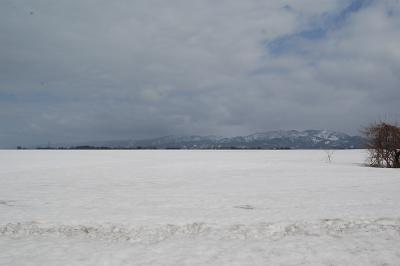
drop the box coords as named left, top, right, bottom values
left=38, top=130, right=366, bottom=150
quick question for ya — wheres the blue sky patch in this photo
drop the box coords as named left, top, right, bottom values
left=268, top=0, right=372, bottom=55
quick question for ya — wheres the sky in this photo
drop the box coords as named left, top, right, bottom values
left=0, top=0, right=399, bottom=147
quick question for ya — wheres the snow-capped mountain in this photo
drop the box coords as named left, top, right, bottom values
left=48, top=130, right=365, bottom=149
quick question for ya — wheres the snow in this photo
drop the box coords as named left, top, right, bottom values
left=0, top=150, right=399, bottom=265
left=244, top=130, right=306, bottom=141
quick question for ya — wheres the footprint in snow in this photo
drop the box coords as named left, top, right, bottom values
left=234, top=205, right=255, bottom=210
left=0, top=200, right=15, bottom=206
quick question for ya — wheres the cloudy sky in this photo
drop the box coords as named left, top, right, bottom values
left=0, top=0, right=399, bottom=147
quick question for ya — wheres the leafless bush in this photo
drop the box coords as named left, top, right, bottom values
left=324, top=150, right=334, bottom=163
left=363, top=122, right=400, bottom=168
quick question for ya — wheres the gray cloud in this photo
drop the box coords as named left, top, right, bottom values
left=0, top=0, right=399, bottom=147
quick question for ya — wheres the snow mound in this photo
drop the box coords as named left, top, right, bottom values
left=2, top=218, right=399, bottom=243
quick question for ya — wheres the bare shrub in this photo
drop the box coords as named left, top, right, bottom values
left=324, top=150, right=334, bottom=163
left=363, top=122, right=400, bottom=168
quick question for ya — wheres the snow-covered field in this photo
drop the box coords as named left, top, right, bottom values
left=0, top=150, right=399, bottom=265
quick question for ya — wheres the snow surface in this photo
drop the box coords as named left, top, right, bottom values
left=0, top=150, right=399, bottom=265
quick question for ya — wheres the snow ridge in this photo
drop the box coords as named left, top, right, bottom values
left=2, top=218, right=399, bottom=243
left=38, top=130, right=365, bottom=149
